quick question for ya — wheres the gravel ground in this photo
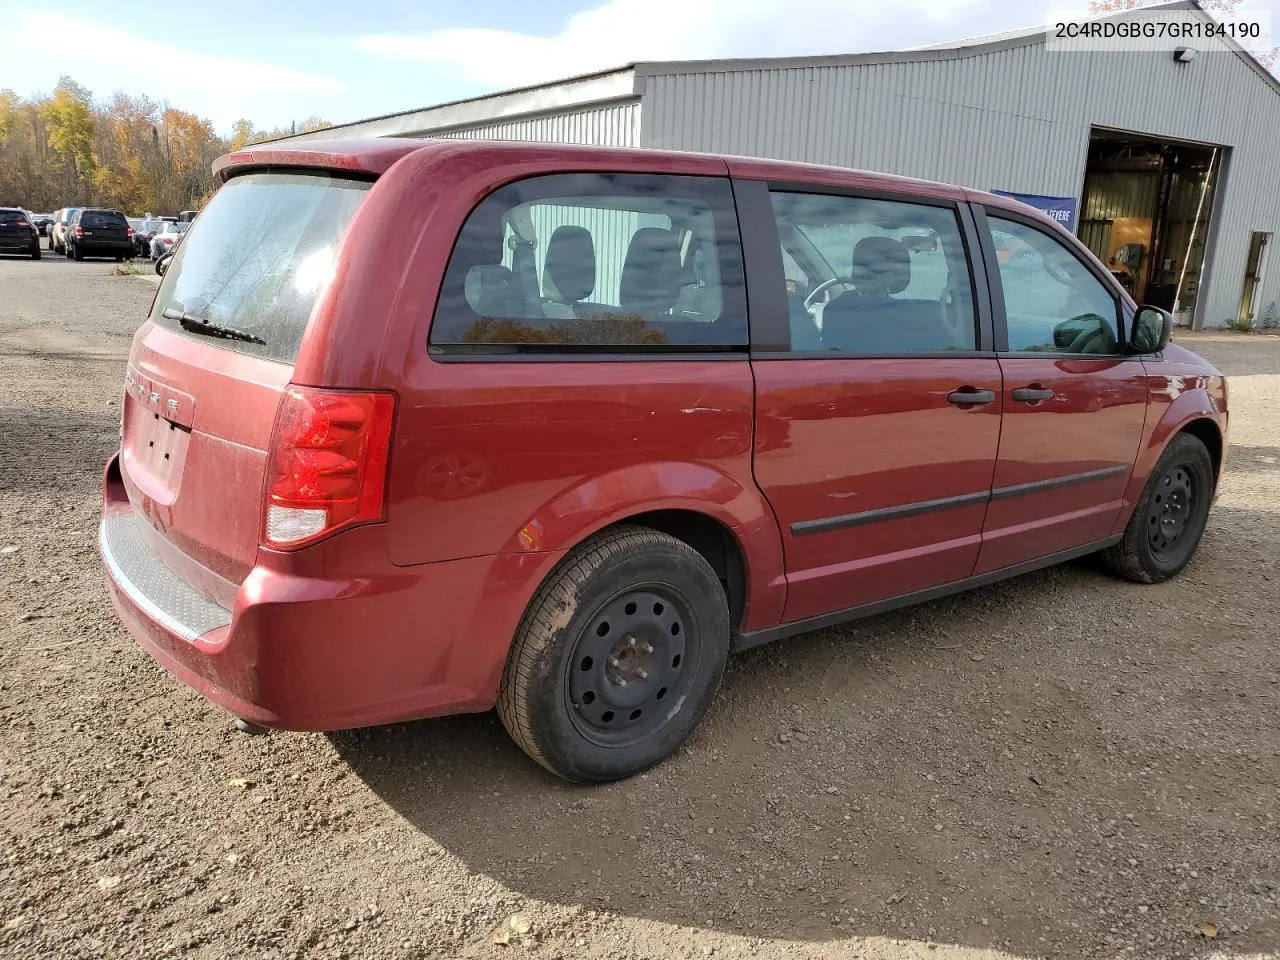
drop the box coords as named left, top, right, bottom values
left=1, top=255, right=1277, bottom=960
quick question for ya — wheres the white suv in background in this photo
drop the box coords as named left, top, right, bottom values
left=48, top=207, right=80, bottom=254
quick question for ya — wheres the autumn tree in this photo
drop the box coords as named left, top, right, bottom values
left=0, top=78, right=312, bottom=213
left=40, top=76, right=97, bottom=199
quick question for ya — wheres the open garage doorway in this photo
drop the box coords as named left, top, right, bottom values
left=1078, top=128, right=1222, bottom=326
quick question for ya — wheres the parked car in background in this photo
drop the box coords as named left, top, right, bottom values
left=177, top=209, right=199, bottom=223
left=65, top=208, right=133, bottom=261
left=0, top=207, right=41, bottom=259
left=133, top=217, right=174, bottom=256
left=99, top=139, right=1228, bottom=784
left=24, top=210, right=53, bottom=236
left=49, top=207, right=80, bottom=254
left=149, top=221, right=188, bottom=259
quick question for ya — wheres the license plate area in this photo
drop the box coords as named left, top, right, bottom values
left=121, top=366, right=197, bottom=505
left=140, top=410, right=190, bottom=480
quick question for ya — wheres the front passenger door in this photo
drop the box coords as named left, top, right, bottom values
left=974, top=208, right=1148, bottom=575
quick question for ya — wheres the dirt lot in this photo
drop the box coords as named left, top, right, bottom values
left=0, top=255, right=1277, bottom=960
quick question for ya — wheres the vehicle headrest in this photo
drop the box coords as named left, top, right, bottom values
left=852, top=236, right=910, bottom=297
left=543, top=226, right=596, bottom=303
left=620, top=227, right=682, bottom=316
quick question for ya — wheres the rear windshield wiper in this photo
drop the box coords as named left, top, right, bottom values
left=162, top=308, right=266, bottom=346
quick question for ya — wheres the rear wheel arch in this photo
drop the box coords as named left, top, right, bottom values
left=604, top=509, right=749, bottom=634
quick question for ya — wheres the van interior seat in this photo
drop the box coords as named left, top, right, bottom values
left=542, top=225, right=596, bottom=319
left=463, top=264, right=520, bottom=320
left=821, top=236, right=953, bottom=353
left=620, top=228, right=683, bottom=320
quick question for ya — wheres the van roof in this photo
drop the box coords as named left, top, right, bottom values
left=210, top=137, right=1053, bottom=224
left=214, top=136, right=958, bottom=193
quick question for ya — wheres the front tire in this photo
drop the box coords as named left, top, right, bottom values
left=497, top=525, right=730, bottom=783
left=1102, top=432, right=1214, bottom=583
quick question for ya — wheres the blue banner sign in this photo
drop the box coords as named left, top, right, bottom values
left=991, top=191, right=1078, bottom=232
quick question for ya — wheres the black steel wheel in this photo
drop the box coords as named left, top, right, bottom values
left=566, top=588, right=696, bottom=748
left=1103, top=431, right=1214, bottom=583
left=498, top=525, right=730, bottom=783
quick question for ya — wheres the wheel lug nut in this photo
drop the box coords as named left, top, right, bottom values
left=609, top=656, right=620, bottom=667
left=641, top=642, right=654, bottom=654
left=615, top=677, right=627, bottom=687
left=628, top=637, right=636, bottom=647
left=638, top=669, right=649, bottom=680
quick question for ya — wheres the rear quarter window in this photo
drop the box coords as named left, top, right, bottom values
left=150, top=172, right=372, bottom=364
left=430, top=173, right=748, bottom=354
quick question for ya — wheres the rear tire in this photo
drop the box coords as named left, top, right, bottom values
left=497, top=525, right=730, bottom=783
left=1102, top=432, right=1214, bottom=583
left=72, top=243, right=84, bottom=261
left=31, top=247, right=40, bottom=261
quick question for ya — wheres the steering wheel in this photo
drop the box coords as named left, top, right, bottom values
left=803, top=277, right=854, bottom=311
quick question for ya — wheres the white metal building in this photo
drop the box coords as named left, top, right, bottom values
left=266, top=1, right=1280, bottom=330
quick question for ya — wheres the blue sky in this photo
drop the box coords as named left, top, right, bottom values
left=1, top=0, right=1276, bottom=136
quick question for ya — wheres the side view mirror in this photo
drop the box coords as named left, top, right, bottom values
left=1130, top=304, right=1173, bottom=354
left=155, top=251, right=174, bottom=276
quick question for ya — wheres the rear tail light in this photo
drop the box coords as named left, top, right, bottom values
left=263, top=387, right=396, bottom=549
left=16, top=219, right=29, bottom=228
left=74, top=226, right=83, bottom=236
left=127, top=227, right=134, bottom=236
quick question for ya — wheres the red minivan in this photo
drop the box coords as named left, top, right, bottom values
left=100, top=139, right=1228, bottom=782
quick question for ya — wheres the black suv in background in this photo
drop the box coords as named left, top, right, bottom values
left=0, top=208, right=41, bottom=259
left=66, top=208, right=133, bottom=261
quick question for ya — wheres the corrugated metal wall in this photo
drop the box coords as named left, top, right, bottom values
left=641, top=44, right=1280, bottom=328
left=430, top=101, right=641, bottom=147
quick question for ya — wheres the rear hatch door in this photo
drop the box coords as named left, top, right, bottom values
left=0, top=210, right=32, bottom=244
left=81, top=210, right=129, bottom=243
left=120, top=171, right=373, bottom=599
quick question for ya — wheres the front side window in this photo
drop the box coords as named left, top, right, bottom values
left=988, top=215, right=1120, bottom=355
left=769, top=191, right=977, bottom=354
left=431, top=173, right=747, bottom=351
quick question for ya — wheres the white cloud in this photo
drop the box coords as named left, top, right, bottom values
left=353, top=0, right=1062, bottom=88
left=7, top=10, right=342, bottom=95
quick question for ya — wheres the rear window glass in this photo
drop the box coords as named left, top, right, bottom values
left=0, top=211, right=27, bottom=226
left=82, top=211, right=126, bottom=228
left=151, top=172, right=372, bottom=363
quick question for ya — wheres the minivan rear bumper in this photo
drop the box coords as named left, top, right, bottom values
left=99, top=452, right=563, bottom=730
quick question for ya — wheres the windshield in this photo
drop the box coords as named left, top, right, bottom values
left=150, top=171, right=372, bottom=363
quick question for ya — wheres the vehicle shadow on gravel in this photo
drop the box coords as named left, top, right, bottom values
left=0, top=406, right=118, bottom=492
left=1224, top=444, right=1280, bottom=473
left=333, top=507, right=1280, bottom=956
